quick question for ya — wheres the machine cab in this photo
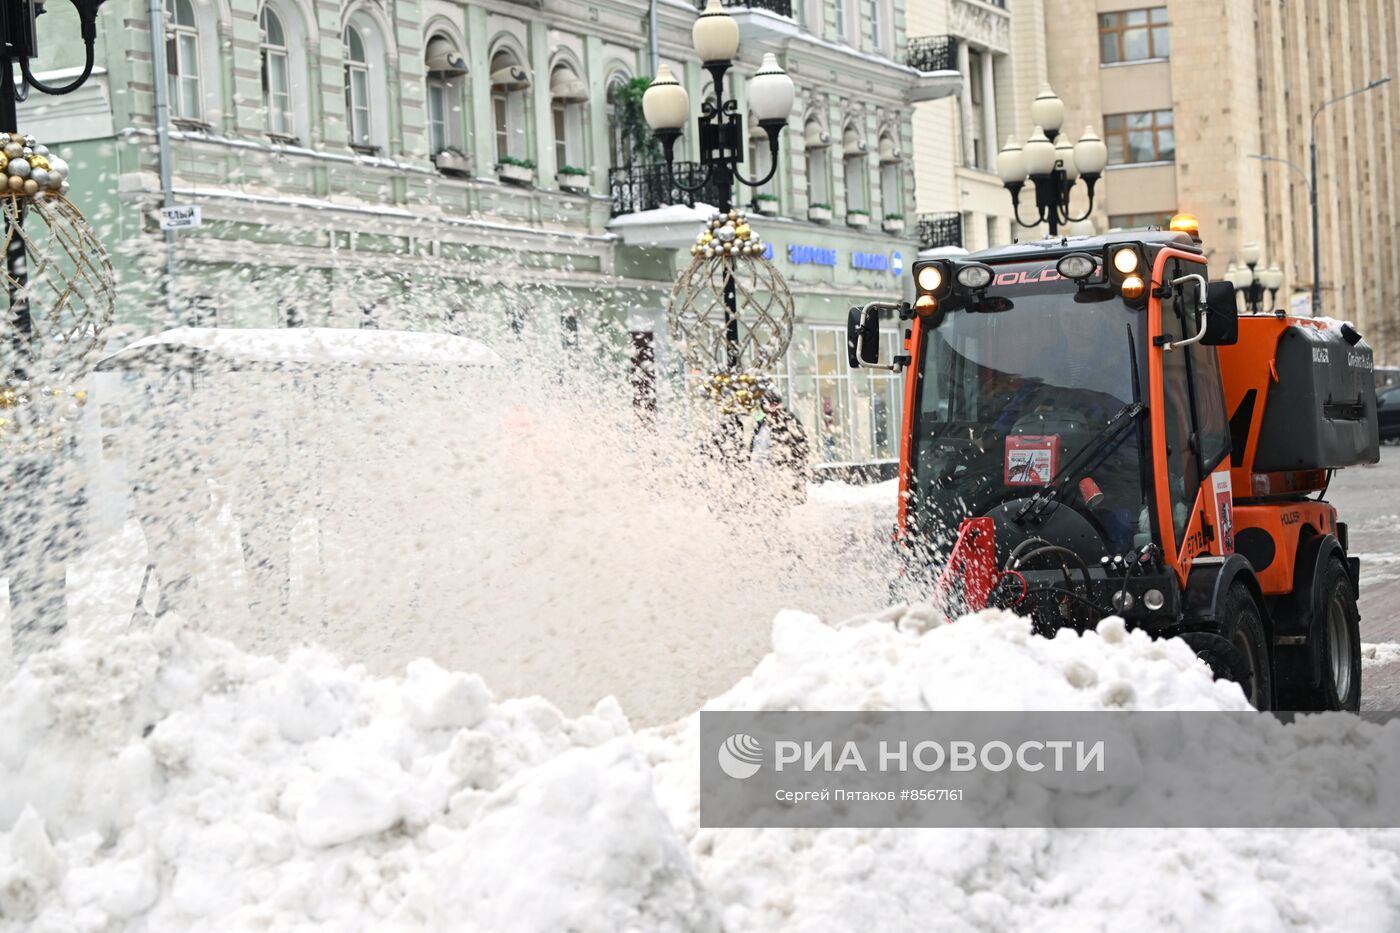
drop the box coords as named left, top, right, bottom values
left=849, top=229, right=1240, bottom=618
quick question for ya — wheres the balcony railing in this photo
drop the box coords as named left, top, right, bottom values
left=693, top=0, right=794, bottom=15
left=608, top=162, right=725, bottom=217
left=917, top=212, right=963, bottom=250
left=906, top=35, right=957, bottom=73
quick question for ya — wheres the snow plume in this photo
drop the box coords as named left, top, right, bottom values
left=7, top=308, right=899, bottom=722
left=6, top=610, right=1400, bottom=931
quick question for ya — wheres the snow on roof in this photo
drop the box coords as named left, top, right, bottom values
left=97, top=327, right=500, bottom=370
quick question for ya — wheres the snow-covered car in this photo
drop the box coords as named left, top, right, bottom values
left=82, top=327, right=500, bottom=623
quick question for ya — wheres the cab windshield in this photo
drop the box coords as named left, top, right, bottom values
left=910, top=262, right=1149, bottom=551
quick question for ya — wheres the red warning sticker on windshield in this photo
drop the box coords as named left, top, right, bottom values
left=1005, top=435, right=1059, bottom=486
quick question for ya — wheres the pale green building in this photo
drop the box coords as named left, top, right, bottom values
left=23, top=0, right=958, bottom=468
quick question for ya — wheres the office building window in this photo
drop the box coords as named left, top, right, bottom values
left=1108, top=211, right=1175, bottom=229
left=1099, top=7, right=1169, bottom=64
left=1103, top=110, right=1174, bottom=164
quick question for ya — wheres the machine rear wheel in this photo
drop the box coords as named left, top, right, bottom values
left=1283, top=560, right=1361, bottom=712
left=1217, top=583, right=1273, bottom=710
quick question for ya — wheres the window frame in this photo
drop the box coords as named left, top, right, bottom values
left=1098, top=6, right=1170, bottom=65
left=1102, top=109, right=1175, bottom=165
left=343, top=24, right=373, bottom=150
left=166, top=0, right=203, bottom=122
left=260, top=6, right=293, bottom=139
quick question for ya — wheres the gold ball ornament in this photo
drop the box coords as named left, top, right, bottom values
left=23, top=179, right=37, bottom=195
left=29, top=155, right=48, bottom=171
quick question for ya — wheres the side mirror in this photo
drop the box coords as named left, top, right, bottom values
left=1202, top=281, right=1239, bottom=346
left=847, top=305, right=880, bottom=367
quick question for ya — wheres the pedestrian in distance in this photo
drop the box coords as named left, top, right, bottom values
left=750, top=389, right=809, bottom=505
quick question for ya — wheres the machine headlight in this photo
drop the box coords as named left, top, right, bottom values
left=956, top=264, right=993, bottom=289
left=916, top=265, right=943, bottom=293
left=1121, top=274, right=1147, bottom=299
left=1108, top=245, right=1142, bottom=274
left=913, top=294, right=939, bottom=317
left=1112, top=247, right=1140, bottom=274
left=1056, top=254, right=1096, bottom=280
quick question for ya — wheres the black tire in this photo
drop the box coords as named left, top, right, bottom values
left=1217, top=583, right=1273, bottom=710
left=1284, top=560, right=1362, bottom=712
left=1180, top=631, right=1251, bottom=688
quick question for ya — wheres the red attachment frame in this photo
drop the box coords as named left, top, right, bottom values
left=934, top=517, right=1001, bottom=612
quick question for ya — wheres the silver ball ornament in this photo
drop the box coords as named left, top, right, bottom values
left=28, top=168, right=46, bottom=188
left=9, top=158, right=29, bottom=178
left=33, top=145, right=47, bottom=156
left=47, top=157, right=68, bottom=179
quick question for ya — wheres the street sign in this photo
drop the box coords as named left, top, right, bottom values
left=159, top=205, right=201, bottom=230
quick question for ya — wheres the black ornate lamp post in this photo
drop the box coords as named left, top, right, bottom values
left=0, top=0, right=106, bottom=644
left=641, top=0, right=794, bottom=370
left=1226, top=243, right=1283, bottom=313
left=0, top=0, right=104, bottom=372
left=994, top=86, right=1109, bottom=238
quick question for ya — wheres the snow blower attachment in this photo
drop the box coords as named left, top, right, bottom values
left=852, top=221, right=1378, bottom=711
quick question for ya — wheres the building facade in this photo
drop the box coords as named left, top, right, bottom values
left=24, top=0, right=955, bottom=467
left=1044, top=0, right=1399, bottom=361
left=908, top=0, right=1049, bottom=254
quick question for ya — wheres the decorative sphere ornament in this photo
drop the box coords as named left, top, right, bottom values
left=3, top=142, right=20, bottom=159
left=33, top=144, right=47, bottom=156
left=47, top=157, right=67, bottom=178
left=8, top=158, right=27, bottom=178
left=29, top=168, right=47, bottom=188
left=29, top=155, right=47, bottom=171
left=669, top=220, right=795, bottom=379
left=0, top=182, right=115, bottom=450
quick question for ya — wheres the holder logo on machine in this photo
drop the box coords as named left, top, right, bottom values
left=718, top=733, right=764, bottom=779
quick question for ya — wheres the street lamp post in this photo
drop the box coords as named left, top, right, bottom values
left=995, top=86, right=1110, bottom=238
left=642, top=0, right=794, bottom=371
left=0, top=0, right=104, bottom=376
left=1252, top=76, right=1391, bottom=317
left=1225, top=242, right=1283, bottom=313
left=1308, top=76, right=1390, bottom=315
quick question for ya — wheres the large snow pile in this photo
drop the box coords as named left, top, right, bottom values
left=5, top=609, right=1400, bottom=932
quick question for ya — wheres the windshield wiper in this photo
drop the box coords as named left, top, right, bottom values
left=1014, top=401, right=1145, bottom=524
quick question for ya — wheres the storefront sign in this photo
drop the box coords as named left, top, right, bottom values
left=891, top=251, right=904, bottom=277
left=788, top=244, right=838, bottom=266
left=851, top=251, right=890, bottom=272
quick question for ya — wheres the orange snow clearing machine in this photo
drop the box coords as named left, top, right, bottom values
left=848, top=216, right=1379, bottom=710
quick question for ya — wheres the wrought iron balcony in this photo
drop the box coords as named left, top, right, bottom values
left=906, top=35, right=957, bottom=73
left=608, top=162, right=725, bottom=217
left=917, top=212, right=963, bottom=251
left=692, top=0, right=794, bottom=15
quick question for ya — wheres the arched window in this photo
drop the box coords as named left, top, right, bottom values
left=490, top=48, right=531, bottom=163
left=344, top=25, right=372, bottom=148
left=843, top=125, right=869, bottom=216
left=426, top=34, right=468, bottom=158
left=804, top=119, right=831, bottom=213
left=878, top=132, right=901, bottom=221
left=260, top=7, right=292, bottom=136
left=166, top=0, right=202, bottom=120
left=550, top=63, right=587, bottom=176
